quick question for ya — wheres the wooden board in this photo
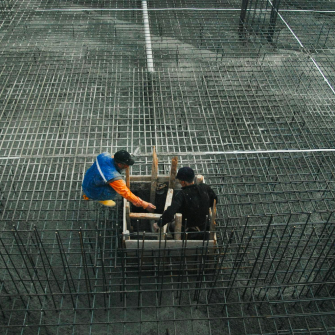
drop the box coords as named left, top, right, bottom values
left=125, top=237, right=216, bottom=250
left=123, top=199, right=130, bottom=240
left=169, top=156, right=178, bottom=189
left=150, top=146, right=158, bottom=205
left=210, top=199, right=217, bottom=240
left=161, top=188, right=174, bottom=235
left=129, top=213, right=162, bottom=220
left=125, top=167, right=130, bottom=188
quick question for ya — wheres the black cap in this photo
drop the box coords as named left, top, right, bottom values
left=176, top=167, right=195, bottom=183
left=114, top=150, right=135, bottom=166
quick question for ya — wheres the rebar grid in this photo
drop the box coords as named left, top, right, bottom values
left=0, top=212, right=334, bottom=334
left=1, top=0, right=335, bottom=334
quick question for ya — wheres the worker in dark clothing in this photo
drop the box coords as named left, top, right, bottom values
left=153, top=167, right=217, bottom=238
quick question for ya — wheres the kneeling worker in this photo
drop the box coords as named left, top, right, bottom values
left=154, top=167, right=217, bottom=237
left=82, top=150, right=156, bottom=211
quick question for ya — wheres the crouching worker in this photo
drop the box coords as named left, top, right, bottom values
left=153, top=167, right=217, bottom=239
left=82, top=150, right=156, bottom=211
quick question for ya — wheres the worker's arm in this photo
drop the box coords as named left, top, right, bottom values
left=209, top=187, right=218, bottom=207
left=109, top=179, right=156, bottom=211
left=204, top=184, right=218, bottom=207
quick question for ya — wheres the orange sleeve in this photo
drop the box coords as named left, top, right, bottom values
left=109, top=179, right=149, bottom=209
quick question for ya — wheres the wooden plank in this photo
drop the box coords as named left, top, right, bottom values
left=126, top=201, right=131, bottom=231
left=125, top=167, right=130, bottom=188
left=174, top=213, right=182, bottom=240
left=164, top=188, right=174, bottom=210
left=123, top=199, right=127, bottom=232
left=210, top=199, right=217, bottom=240
left=161, top=188, right=174, bottom=235
left=150, top=146, right=158, bottom=205
left=169, top=156, right=178, bottom=189
left=195, top=174, right=204, bottom=184
left=129, top=213, right=162, bottom=220
left=123, top=199, right=130, bottom=240
left=125, top=239, right=216, bottom=250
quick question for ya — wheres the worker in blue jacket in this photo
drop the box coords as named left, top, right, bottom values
left=82, top=150, right=156, bottom=211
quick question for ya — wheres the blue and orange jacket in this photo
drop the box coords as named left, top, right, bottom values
left=82, top=152, right=150, bottom=208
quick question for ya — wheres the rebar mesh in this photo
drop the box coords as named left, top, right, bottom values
left=1, top=0, right=335, bottom=334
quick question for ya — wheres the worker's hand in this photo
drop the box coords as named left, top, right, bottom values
left=153, top=222, right=160, bottom=232
left=141, top=200, right=156, bottom=212
left=145, top=202, right=156, bottom=212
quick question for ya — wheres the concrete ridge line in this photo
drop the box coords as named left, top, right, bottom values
left=268, top=0, right=335, bottom=95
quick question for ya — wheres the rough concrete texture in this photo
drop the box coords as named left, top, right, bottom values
left=0, top=0, right=335, bottom=334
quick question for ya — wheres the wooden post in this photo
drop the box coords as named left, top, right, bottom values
left=161, top=188, right=174, bottom=236
left=150, top=146, right=158, bottom=205
left=126, top=201, right=131, bottom=232
left=195, top=174, right=204, bottom=185
left=125, top=167, right=130, bottom=188
left=149, top=147, right=158, bottom=233
left=164, top=189, right=174, bottom=211
left=169, top=156, right=178, bottom=189
left=129, top=213, right=162, bottom=220
left=210, top=199, right=217, bottom=240
left=174, top=213, right=182, bottom=240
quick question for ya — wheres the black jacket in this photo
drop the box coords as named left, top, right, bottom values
left=160, top=184, right=218, bottom=229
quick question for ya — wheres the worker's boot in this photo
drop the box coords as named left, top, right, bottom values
left=98, top=200, right=116, bottom=207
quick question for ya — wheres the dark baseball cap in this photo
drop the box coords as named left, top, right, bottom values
left=176, top=167, right=195, bottom=182
left=114, top=150, right=135, bottom=166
